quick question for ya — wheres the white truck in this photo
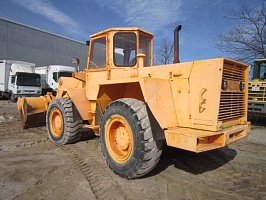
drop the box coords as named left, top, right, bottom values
left=0, top=60, right=42, bottom=102
left=35, top=65, right=76, bottom=95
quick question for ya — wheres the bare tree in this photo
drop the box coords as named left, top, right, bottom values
left=155, top=39, right=174, bottom=65
left=215, top=1, right=266, bottom=64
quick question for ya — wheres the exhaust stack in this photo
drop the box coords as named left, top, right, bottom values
left=173, top=25, right=182, bottom=63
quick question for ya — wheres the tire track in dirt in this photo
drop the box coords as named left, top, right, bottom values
left=8, top=122, right=124, bottom=199
left=64, top=136, right=168, bottom=200
left=29, top=121, right=167, bottom=199
left=5, top=122, right=265, bottom=199
left=222, top=141, right=266, bottom=199
left=2, top=111, right=265, bottom=200
left=55, top=139, right=165, bottom=199
left=2, top=119, right=166, bottom=199
left=31, top=126, right=128, bottom=199
left=0, top=122, right=53, bottom=152
left=54, top=141, right=129, bottom=200
left=1, top=120, right=96, bottom=200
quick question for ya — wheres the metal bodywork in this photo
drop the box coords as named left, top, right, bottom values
left=17, top=27, right=250, bottom=153
left=248, top=59, right=266, bottom=118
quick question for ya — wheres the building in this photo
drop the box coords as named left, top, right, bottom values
left=0, top=18, right=88, bottom=69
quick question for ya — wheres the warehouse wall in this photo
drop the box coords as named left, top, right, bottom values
left=0, top=18, right=88, bottom=69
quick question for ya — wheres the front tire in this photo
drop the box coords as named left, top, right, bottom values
left=100, top=98, right=162, bottom=179
left=46, top=97, right=83, bottom=144
left=10, top=93, right=16, bottom=103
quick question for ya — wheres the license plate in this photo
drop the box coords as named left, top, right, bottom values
left=251, top=86, right=260, bottom=91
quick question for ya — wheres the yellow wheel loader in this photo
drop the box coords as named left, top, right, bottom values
left=17, top=25, right=251, bottom=179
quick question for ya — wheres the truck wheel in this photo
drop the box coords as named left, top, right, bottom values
left=10, top=93, right=16, bottom=103
left=100, top=98, right=162, bottom=179
left=46, top=97, right=83, bottom=144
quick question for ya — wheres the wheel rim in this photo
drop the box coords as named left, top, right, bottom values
left=105, top=115, right=133, bottom=163
left=49, top=108, right=63, bottom=138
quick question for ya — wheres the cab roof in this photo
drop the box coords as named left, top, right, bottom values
left=90, top=27, right=154, bottom=39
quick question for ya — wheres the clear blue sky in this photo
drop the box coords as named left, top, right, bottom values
left=0, top=0, right=262, bottom=63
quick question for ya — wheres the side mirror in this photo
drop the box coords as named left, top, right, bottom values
left=72, top=57, right=80, bottom=71
left=86, top=40, right=90, bottom=46
left=72, top=57, right=80, bottom=65
left=11, top=76, right=15, bottom=84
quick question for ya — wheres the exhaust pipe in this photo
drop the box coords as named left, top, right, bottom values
left=173, top=25, right=182, bottom=63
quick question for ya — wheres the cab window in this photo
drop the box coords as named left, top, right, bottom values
left=253, top=61, right=266, bottom=79
left=139, top=33, right=152, bottom=67
left=114, top=33, right=136, bottom=67
left=89, top=36, right=106, bottom=69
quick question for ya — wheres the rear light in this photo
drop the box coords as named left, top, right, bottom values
left=221, top=80, right=227, bottom=90
left=239, top=82, right=245, bottom=91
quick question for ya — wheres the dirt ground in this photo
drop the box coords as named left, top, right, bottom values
left=0, top=99, right=265, bottom=200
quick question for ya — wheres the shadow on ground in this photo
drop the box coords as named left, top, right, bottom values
left=147, top=145, right=237, bottom=177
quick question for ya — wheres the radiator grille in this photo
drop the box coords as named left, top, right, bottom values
left=222, top=63, right=244, bottom=82
left=219, top=92, right=245, bottom=120
left=219, top=62, right=245, bottom=121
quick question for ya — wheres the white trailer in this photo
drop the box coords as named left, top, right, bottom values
left=35, top=65, right=76, bottom=95
left=0, top=60, right=42, bottom=102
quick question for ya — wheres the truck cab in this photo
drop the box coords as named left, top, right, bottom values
left=0, top=60, right=42, bottom=102
left=8, top=71, right=41, bottom=102
left=35, top=65, right=76, bottom=95
left=8, top=63, right=42, bottom=102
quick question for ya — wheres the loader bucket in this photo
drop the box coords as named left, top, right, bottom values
left=17, top=95, right=51, bottom=128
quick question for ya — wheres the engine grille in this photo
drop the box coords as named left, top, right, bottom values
left=218, top=62, right=246, bottom=121
left=248, top=82, right=266, bottom=102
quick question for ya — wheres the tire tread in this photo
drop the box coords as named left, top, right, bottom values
left=100, top=98, right=163, bottom=179
left=46, top=98, right=83, bottom=144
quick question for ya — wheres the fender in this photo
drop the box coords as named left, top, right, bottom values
left=57, top=77, right=89, bottom=120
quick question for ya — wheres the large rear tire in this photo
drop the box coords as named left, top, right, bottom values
left=46, top=97, right=83, bottom=144
left=100, top=98, right=162, bottom=179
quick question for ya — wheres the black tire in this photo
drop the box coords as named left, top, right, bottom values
left=46, top=97, right=83, bottom=144
left=100, top=98, right=163, bottom=179
left=10, top=93, right=16, bottom=103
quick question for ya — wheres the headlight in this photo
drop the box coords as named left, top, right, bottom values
left=37, top=90, right=41, bottom=94
left=17, top=90, right=21, bottom=93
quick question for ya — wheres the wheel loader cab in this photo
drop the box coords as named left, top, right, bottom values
left=87, top=28, right=154, bottom=71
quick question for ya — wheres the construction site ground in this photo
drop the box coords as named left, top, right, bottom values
left=0, top=99, right=265, bottom=200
